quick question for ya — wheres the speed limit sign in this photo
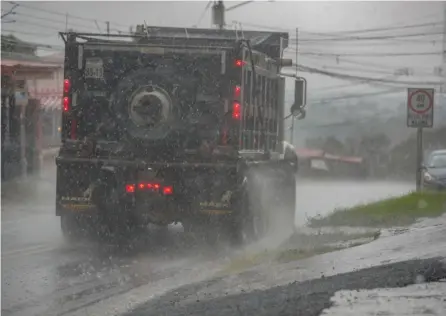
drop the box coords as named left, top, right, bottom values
left=407, top=88, right=434, bottom=128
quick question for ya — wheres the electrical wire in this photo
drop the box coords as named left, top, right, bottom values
left=193, top=1, right=212, bottom=27
left=234, top=19, right=442, bottom=38
left=13, top=11, right=97, bottom=32
left=290, top=30, right=443, bottom=43
left=8, top=1, right=129, bottom=28
left=303, top=21, right=443, bottom=37
left=298, top=50, right=442, bottom=57
left=294, top=64, right=443, bottom=86
left=1, top=28, right=57, bottom=38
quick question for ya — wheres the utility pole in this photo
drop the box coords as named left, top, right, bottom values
left=106, top=21, right=110, bottom=35
left=212, top=1, right=225, bottom=30
left=442, top=2, right=446, bottom=102
left=211, top=1, right=255, bottom=30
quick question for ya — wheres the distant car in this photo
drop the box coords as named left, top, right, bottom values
left=423, top=149, right=446, bottom=191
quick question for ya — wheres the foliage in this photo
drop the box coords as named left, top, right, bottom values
left=1, top=34, right=37, bottom=55
left=309, top=191, right=446, bottom=228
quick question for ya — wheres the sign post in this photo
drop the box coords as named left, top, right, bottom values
left=407, top=88, right=435, bottom=192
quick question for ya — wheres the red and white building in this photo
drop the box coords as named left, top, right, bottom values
left=27, top=52, right=64, bottom=148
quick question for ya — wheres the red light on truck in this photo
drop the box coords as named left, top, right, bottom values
left=125, top=184, right=135, bottom=193
left=235, top=59, right=245, bottom=67
left=234, top=85, right=241, bottom=98
left=232, top=102, right=241, bottom=119
left=163, top=186, right=173, bottom=195
left=138, top=183, right=145, bottom=190
left=63, top=97, right=70, bottom=112
left=63, top=79, right=71, bottom=94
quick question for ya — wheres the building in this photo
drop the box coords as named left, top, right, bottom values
left=1, top=40, right=63, bottom=181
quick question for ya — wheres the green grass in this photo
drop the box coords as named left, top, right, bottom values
left=309, top=191, right=446, bottom=228
left=219, top=232, right=376, bottom=275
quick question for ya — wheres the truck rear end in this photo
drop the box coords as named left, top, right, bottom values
left=56, top=28, right=296, bottom=243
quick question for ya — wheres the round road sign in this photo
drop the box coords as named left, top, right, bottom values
left=408, top=89, right=433, bottom=114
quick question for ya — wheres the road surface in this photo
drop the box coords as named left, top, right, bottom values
left=2, top=164, right=416, bottom=316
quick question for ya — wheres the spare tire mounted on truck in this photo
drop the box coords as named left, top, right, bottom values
left=110, top=69, right=178, bottom=141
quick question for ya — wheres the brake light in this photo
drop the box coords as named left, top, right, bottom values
left=63, top=97, right=70, bottom=112
left=163, top=186, right=173, bottom=195
left=125, top=184, right=135, bottom=193
left=234, top=85, right=241, bottom=98
left=63, top=79, right=71, bottom=94
left=138, top=183, right=145, bottom=190
left=232, top=102, right=241, bottom=120
left=235, top=59, right=245, bottom=67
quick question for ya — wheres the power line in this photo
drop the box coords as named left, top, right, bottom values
left=14, top=11, right=95, bottom=32
left=1, top=3, right=18, bottom=18
left=193, top=1, right=212, bottom=27
left=1, top=28, right=56, bottom=38
left=9, top=1, right=129, bottom=28
left=291, top=30, right=443, bottom=43
left=298, top=50, right=442, bottom=57
left=294, top=63, right=443, bottom=86
left=309, top=87, right=405, bottom=105
left=304, top=21, right=443, bottom=37
left=234, top=19, right=442, bottom=37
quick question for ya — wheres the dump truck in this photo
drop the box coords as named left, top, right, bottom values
left=56, top=25, right=304, bottom=244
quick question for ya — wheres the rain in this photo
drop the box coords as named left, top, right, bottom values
left=2, top=1, right=446, bottom=316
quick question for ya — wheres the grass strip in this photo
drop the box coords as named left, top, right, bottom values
left=309, top=191, right=446, bottom=228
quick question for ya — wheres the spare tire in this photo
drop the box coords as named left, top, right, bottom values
left=110, top=67, right=183, bottom=142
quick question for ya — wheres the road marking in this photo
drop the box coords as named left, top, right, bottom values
left=1, top=244, right=59, bottom=258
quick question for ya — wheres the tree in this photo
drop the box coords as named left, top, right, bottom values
left=1, top=34, right=37, bottom=55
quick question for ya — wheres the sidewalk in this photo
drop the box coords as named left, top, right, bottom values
left=321, top=279, right=446, bottom=316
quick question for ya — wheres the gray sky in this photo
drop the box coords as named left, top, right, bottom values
left=2, top=1, right=444, bottom=103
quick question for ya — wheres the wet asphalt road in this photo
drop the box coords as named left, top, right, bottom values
left=1, top=164, right=415, bottom=316
left=124, top=257, right=446, bottom=316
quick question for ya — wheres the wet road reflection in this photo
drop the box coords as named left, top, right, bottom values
left=1, top=165, right=414, bottom=316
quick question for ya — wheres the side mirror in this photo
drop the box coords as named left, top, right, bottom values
left=290, top=78, right=307, bottom=117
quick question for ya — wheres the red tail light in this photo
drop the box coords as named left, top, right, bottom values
left=63, top=97, right=70, bottom=112
left=125, top=184, right=135, bottom=193
left=63, top=79, right=71, bottom=94
left=235, top=59, right=245, bottom=67
left=138, top=183, right=145, bottom=190
left=232, top=102, right=241, bottom=120
left=234, top=85, right=241, bottom=98
left=163, top=186, right=173, bottom=195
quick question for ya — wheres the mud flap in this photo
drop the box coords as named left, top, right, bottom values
left=247, top=161, right=297, bottom=238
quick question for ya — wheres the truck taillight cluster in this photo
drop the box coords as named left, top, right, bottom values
left=125, top=183, right=173, bottom=195
left=63, top=79, right=71, bottom=112
left=62, top=78, right=77, bottom=140
left=232, top=63, right=242, bottom=121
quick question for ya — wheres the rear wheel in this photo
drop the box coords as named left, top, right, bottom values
left=60, top=214, right=83, bottom=242
left=230, top=176, right=268, bottom=246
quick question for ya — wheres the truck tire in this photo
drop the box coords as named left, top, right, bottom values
left=230, top=176, right=268, bottom=246
left=60, top=214, right=83, bottom=242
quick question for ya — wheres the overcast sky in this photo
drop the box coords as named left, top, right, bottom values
left=2, top=1, right=444, bottom=104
